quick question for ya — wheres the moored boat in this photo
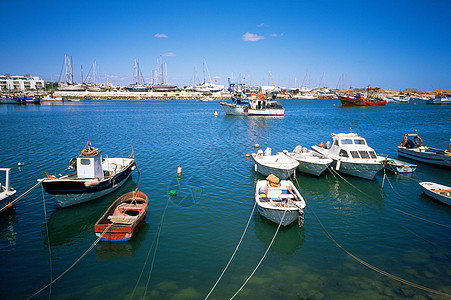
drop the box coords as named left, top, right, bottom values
left=95, top=190, right=149, bottom=241
left=1, top=95, right=23, bottom=104
left=419, top=182, right=451, bottom=206
left=397, top=133, right=451, bottom=167
left=255, top=175, right=306, bottom=226
left=312, top=132, right=384, bottom=180
left=0, top=168, right=16, bottom=212
left=338, top=93, right=387, bottom=106
left=285, top=146, right=332, bottom=176
left=377, top=156, right=417, bottom=174
left=41, top=140, right=136, bottom=207
left=252, top=148, right=299, bottom=180
left=426, top=93, right=451, bottom=104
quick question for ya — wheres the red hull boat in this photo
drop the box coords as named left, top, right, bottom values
left=339, top=94, right=386, bottom=106
left=95, top=190, right=148, bottom=242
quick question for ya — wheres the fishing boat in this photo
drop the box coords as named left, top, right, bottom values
left=42, top=94, right=63, bottom=102
left=255, top=175, right=306, bottom=226
left=292, top=93, right=317, bottom=100
left=338, top=93, right=387, bottom=106
left=284, top=146, right=332, bottom=176
left=41, top=140, right=136, bottom=207
left=377, top=156, right=417, bottom=174
left=312, top=132, right=384, bottom=180
left=426, top=93, right=451, bottom=104
left=94, top=190, right=148, bottom=241
left=397, top=133, right=451, bottom=167
left=252, top=148, right=299, bottom=180
left=0, top=168, right=16, bottom=212
left=1, top=95, right=23, bottom=104
left=17, top=95, right=41, bottom=104
left=391, top=94, right=410, bottom=103
left=419, top=182, right=451, bottom=206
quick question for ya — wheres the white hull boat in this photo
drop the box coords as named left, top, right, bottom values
left=312, top=133, right=384, bottom=180
left=377, top=156, right=417, bottom=173
left=292, top=94, right=317, bottom=100
left=419, top=182, right=451, bottom=206
left=255, top=177, right=306, bottom=226
left=252, top=148, right=299, bottom=180
left=397, top=134, right=451, bottom=167
left=219, top=102, right=246, bottom=115
left=0, top=168, right=16, bottom=212
left=285, top=146, right=332, bottom=176
left=426, top=94, right=451, bottom=104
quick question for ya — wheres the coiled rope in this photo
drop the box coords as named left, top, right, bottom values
left=229, top=210, right=287, bottom=299
left=204, top=201, right=257, bottom=299
left=292, top=174, right=451, bottom=298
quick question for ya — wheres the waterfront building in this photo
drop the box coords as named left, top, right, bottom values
left=0, top=74, right=45, bottom=91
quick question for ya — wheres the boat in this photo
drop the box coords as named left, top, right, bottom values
left=419, top=182, right=451, bottom=206
left=377, top=156, right=417, bottom=174
left=255, top=175, right=306, bottom=226
left=397, top=133, right=451, bottom=167
left=390, top=94, right=410, bottom=103
left=220, top=82, right=284, bottom=116
left=292, top=93, right=317, bottom=100
left=94, top=190, right=148, bottom=241
left=251, top=148, right=299, bottom=180
left=16, top=95, right=41, bottom=104
left=0, top=168, right=16, bottom=212
left=338, top=93, right=387, bottom=106
left=312, top=132, right=384, bottom=180
left=284, top=146, right=332, bottom=176
left=1, top=95, right=23, bottom=104
left=41, top=140, right=136, bottom=207
left=426, top=93, right=451, bottom=104
left=42, top=94, right=63, bottom=102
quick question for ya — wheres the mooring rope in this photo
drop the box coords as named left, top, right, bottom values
left=27, top=223, right=113, bottom=299
left=0, top=179, right=44, bottom=214
left=41, top=185, right=53, bottom=300
left=204, top=200, right=257, bottom=300
left=229, top=210, right=287, bottom=300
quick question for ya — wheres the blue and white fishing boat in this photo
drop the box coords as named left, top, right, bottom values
left=377, top=156, right=417, bottom=173
left=252, top=148, right=299, bottom=180
left=41, top=140, right=136, bottom=207
left=1, top=95, right=22, bottom=104
left=426, top=93, right=451, bottom=104
left=255, top=176, right=305, bottom=226
left=0, top=168, right=16, bottom=212
left=397, top=133, right=451, bottom=167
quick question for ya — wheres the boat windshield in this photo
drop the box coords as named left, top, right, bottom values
left=350, top=151, right=360, bottom=158
left=359, top=151, right=370, bottom=159
left=354, top=139, right=366, bottom=145
left=339, top=149, right=349, bottom=157
left=341, top=139, right=353, bottom=145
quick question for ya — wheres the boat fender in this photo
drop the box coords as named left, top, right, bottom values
left=336, top=160, right=341, bottom=171
left=84, top=180, right=100, bottom=187
left=414, top=135, right=423, bottom=147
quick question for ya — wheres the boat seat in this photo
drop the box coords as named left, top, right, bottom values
left=107, top=215, right=137, bottom=224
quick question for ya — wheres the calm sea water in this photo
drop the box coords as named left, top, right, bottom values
left=0, top=99, right=450, bottom=299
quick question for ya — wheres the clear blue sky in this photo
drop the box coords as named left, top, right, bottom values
left=1, top=0, right=450, bottom=90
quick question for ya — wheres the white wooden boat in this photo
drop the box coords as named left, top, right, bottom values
left=0, top=168, right=16, bottom=212
left=419, top=182, right=451, bottom=206
left=252, top=148, right=299, bottom=180
left=41, top=140, right=136, bottom=207
left=255, top=176, right=306, bottom=226
left=292, top=93, right=317, bottom=100
left=397, top=134, right=451, bottom=167
left=285, top=146, right=332, bottom=176
left=377, top=156, right=417, bottom=173
left=312, top=132, right=384, bottom=180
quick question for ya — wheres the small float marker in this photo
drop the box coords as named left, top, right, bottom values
left=254, top=144, right=260, bottom=148
left=18, top=162, right=24, bottom=166
left=246, top=153, right=250, bottom=159
left=214, top=111, right=218, bottom=117
left=177, top=165, right=182, bottom=176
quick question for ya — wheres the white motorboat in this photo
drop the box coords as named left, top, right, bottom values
left=285, top=146, right=332, bottom=176
left=219, top=101, right=247, bottom=115
left=391, top=94, right=410, bottom=103
left=312, top=133, right=384, bottom=180
left=255, top=176, right=306, bottom=226
left=292, top=93, right=317, bottom=100
left=0, top=168, right=16, bottom=212
left=41, top=140, right=136, bottom=207
left=397, top=134, right=451, bottom=167
left=252, top=148, right=299, bottom=180
left=419, top=182, right=451, bottom=206
left=377, top=156, right=417, bottom=174
left=42, top=95, right=63, bottom=102
left=426, top=93, right=451, bottom=104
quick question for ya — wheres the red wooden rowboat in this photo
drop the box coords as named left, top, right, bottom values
left=95, top=190, right=148, bottom=241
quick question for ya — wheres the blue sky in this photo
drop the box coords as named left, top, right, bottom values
left=1, top=0, right=450, bottom=90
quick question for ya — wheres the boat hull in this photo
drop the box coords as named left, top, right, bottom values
left=397, top=147, right=451, bottom=167
left=42, top=160, right=135, bottom=207
left=219, top=102, right=246, bottom=115
left=419, top=182, right=451, bottom=206
left=256, top=205, right=301, bottom=226
left=0, top=190, right=16, bottom=212
left=330, top=159, right=383, bottom=180
left=252, top=154, right=298, bottom=180
left=339, top=95, right=386, bottom=106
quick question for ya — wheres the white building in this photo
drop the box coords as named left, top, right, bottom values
left=0, top=74, right=45, bottom=91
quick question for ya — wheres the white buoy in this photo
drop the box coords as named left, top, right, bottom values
left=177, top=165, right=182, bottom=176
left=18, top=162, right=24, bottom=167
left=214, top=111, right=218, bottom=117
left=254, top=144, right=260, bottom=148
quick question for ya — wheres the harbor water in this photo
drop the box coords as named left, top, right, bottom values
left=0, top=99, right=450, bottom=299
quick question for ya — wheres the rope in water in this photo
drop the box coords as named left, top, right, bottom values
left=293, top=172, right=451, bottom=298
left=204, top=201, right=257, bottom=300
left=41, top=185, right=53, bottom=300
left=229, top=210, right=287, bottom=300
left=27, top=223, right=113, bottom=299
left=0, top=179, right=44, bottom=214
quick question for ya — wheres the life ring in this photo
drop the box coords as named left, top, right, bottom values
left=400, top=136, right=408, bottom=147
left=82, top=148, right=97, bottom=156
left=414, top=135, right=423, bottom=147
left=319, top=142, right=324, bottom=148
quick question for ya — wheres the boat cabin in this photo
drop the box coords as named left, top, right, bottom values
left=76, top=150, right=104, bottom=179
left=327, top=133, right=378, bottom=160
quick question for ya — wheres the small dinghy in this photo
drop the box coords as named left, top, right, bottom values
left=255, top=174, right=306, bottom=227
left=377, top=156, right=417, bottom=174
left=419, top=182, right=451, bottom=206
left=95, top=190, right=149, bottom=241
left=252, top=147, right=299, bottom=180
